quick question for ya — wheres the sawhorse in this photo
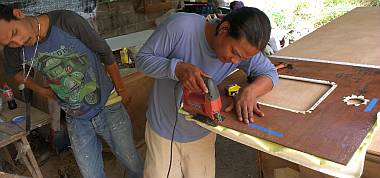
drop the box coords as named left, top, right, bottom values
left=0, top=122, right=43, bottom=178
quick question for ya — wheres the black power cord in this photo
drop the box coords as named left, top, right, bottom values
left=166, top=82, right=181, bottom=178
left=23, top=88, right=33, bottom=133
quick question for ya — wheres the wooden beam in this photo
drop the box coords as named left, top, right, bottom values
left=0, top=172, right=30, bottom=178
left=143, top=0, right=171, bottom=13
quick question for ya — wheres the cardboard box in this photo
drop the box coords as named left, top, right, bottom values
left=362, top=154, right=380, bottom=178
left=258, top=152, right=334, bottom=178
left=259, top=151, right=380, bottom=178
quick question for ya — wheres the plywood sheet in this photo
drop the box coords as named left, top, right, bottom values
left=218, top=57, right=380, bottom=164
left=275, top=7, right=380, bottom=66
left=122, top=72, right=154, bottom=143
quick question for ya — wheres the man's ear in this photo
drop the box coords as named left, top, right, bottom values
left=218, top=21, right=230, bottom=34
left=12, top=9, right=25, bottom=19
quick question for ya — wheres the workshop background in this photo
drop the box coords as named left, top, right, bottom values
left=0, top=0, right=379, bottom=178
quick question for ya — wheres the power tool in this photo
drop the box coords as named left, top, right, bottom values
left=182, top=77, right=224, bottom=126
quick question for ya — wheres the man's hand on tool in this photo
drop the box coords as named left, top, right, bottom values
left=175, top=62, right=211, bottom=93
left=225, top=86, right=264, bottom=124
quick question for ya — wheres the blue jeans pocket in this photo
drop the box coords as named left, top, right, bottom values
left=65, top=117, right=74, bottom=125
left=103, top=102, right=129, bottom=128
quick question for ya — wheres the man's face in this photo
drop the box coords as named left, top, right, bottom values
left=214, top=23, right=259, bottom=64
left=0, top=10, right=37, bottom=48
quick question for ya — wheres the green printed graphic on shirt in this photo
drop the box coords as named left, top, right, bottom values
left=32, top=46, right=99, bottom=110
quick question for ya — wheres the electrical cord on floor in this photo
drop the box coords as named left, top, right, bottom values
left=166, top=82, right=181, bottom=178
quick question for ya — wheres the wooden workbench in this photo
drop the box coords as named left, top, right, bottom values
left=219, top=61, right=379, bottom=165
left=275, top=6, right=380, bottom=160
left=0, top=122, right=43, bottom=178
left=0, top=99, right=50, bottom=130
left=269, top=6, right=380, bottom=178
left=0, top=99, right=50, bottom=178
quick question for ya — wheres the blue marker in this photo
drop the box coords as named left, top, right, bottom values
left=364, top=98, right=378, bottom=112
left=248, top=123, right=284, bottom=137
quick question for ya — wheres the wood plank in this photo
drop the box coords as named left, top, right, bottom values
left=368, top=130, right=380, bottom=156
left=218, top=57, right=380, bottom=164
left=0, top=172, right=30, bottom=178
left=0, top=131, right=25, bottom=148
left=275, top=7, right=380, bottom=66
left=362, top=159, right=380, bottom=178
left=0, top=120, right=24, bottom=147
left=0, top=122, right=24, bottom=135
left=122, top=72, right=154, bottom=143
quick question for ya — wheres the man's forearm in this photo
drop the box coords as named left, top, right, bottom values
left=105, top=62, right=125, bottom=93
left=246, top=75, right=274, bottom=97
left=14, top=72, right=46, bottom=93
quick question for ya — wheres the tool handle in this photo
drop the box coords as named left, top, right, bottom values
left=203, top=77, right=220, bottom=100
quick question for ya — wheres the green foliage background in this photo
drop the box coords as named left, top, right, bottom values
left=261, top=0, right=379, bottom=30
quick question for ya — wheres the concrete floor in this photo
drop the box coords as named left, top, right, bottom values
left=34, top=135, right=259, bottom=178
left=215, top=135, right=259, bottom=178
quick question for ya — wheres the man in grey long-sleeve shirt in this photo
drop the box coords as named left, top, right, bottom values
left=136, top=7, right=278, bottom=178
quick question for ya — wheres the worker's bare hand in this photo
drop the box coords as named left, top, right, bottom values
left=225, top=87, right=264, bottom=124
left=175, top=62, right=210, bottom=93
left=39, top=87, right=56, bottom=100
left=118, top=89, right=132, bottom=107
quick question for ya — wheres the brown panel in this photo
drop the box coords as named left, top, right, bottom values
left=275, top=7, right=380, bottom=66
left=218, top=57, right=380, bottom=164
left=258, top=151, right=300, bottom=178
left=122, top=72, right=154, bottom=143
left=368, top=131, right=380, bottom=155
left=362, top=159, right=380, bottom=178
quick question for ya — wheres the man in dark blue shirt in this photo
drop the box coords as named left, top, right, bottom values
left=0, top=4, right=143, bottom=178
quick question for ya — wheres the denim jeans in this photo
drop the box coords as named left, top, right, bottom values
left=66, top=102, right=144, bottom=178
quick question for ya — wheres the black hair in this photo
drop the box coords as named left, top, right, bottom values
left=229, top=1, right=244, bottom=10
left=229, top=2, right=235, bottom=9
left=218, top=7, right=271, bottom=51
left=0, top=4, right=17, bottom=22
